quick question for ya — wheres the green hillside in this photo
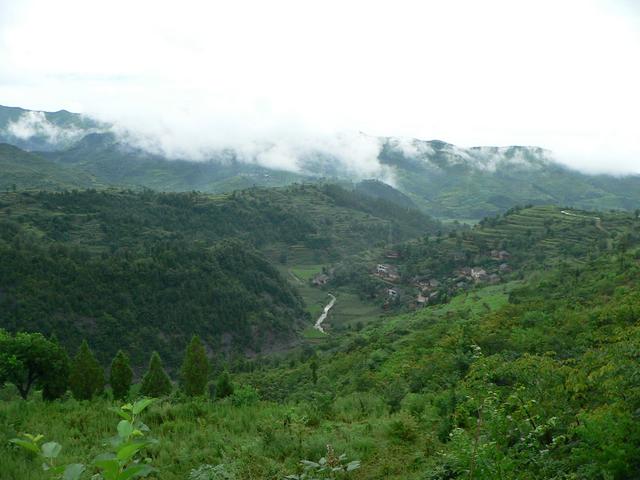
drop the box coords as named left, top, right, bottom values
left=0, top=185, right=437, bottom=368
left=320, top=205, right=640, bottom=315
left=42, top=132, right=312, bottom=193
left=3, top=105, right=640, bottom=221
left=0, top=143, right=99, bottom=191
left=0, top=105, right=103, bottom=151
left=4, top=243, right=640, bottom=479
left=380, top=139, right=640, bottom=219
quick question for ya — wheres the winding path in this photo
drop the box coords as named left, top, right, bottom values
left=314, top=293, right=336, bottom=334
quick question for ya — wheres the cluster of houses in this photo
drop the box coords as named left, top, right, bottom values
left=308, top=247, right=514, bottom=311
left=456, top=267, right=500, bottom=284
left=409, top=250, right=512, bottom=308
left=312, top=273, right=330, bottom=286
left=375, top=263, right=400, bottom=282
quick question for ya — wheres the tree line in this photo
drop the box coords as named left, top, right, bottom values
left=0, top=330, right=234, bottom=401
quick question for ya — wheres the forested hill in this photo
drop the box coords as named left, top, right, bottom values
left=239, top=245, right=640, bottom=478
left=0, top=184, right=437, bottom=368
left=0, top=234, right=304, bottom=369
left=379, top=138, right=640, bottom=219
left=0, top=143, right=100, bottom=191
left=0, top=184, right=437, bottom=255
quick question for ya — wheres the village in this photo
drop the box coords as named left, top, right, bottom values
left=311, top=248, right=513, bottom=310
left=375, top=248, right=512, bottom=308
left=380, top=248, right=511, bottom=307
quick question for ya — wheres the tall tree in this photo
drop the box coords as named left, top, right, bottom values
left=180, top=335, right=210, bottom=396
left=69, top=340, right=104, bottom=400
left=140, top=351, right=172, bottom=397
left=0, top=330, right=69, bottom=400
left=109, top=350, right=133, bottom=401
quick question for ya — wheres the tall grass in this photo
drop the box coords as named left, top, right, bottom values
left=1, top=391, right=432, bottom=479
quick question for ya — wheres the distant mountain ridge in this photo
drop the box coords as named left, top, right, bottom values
left=2, top=104, right=640, bottom=219
left=0, top=104, right=106, bottom=151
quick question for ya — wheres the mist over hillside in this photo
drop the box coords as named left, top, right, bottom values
left=2, top=104, right=640, bottom=219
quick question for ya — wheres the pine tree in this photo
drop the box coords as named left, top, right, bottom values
left=140, top=351, right=172, bottom=397
left=109, top=350, right=133, bottom=401
left=215, top=370, right=234, bottom=399
left=69, top=340, right=104, bottom=400
left=180, top=335, right=210, bottom=396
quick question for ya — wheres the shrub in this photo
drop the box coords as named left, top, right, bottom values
left=215, top=371, right=234, bottom=399
left=230, top=385, right=260, bottom=406
left=285, top=444, right=360, bottom=479
left=386, top=413, right=418, bottom=443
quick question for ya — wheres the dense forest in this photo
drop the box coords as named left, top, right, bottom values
left=0, top=185, right=437, bottom=367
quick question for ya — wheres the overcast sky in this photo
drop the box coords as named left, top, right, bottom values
left=0, top=0, right=639, bottom=173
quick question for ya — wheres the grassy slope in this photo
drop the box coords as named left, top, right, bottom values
left=3, top=227, right=640, bottom=479
left=0, top=279, right=518, bottom=480
left=0, top=144, right=100, bottom=191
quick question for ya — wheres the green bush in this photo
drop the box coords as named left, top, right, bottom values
left=230, top=385, right=260, bottom=406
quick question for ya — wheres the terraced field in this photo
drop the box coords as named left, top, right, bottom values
left=472, top=205, right=634, bottom=259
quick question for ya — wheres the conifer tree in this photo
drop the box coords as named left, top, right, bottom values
left=180, top=335, right=210, bottom=396
left=215, top=370, right=234, bottom=399
left=140, top=351, right=172, bottom=397
left=109, top=350, right=133, bottom=401
left=69, top=340, right=104, bottom=400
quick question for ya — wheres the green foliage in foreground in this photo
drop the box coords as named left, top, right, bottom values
left=10, top=398, right=156, bottom=480
left=4, top=231, right=640, bottom=478
left=2, top=395, right=372, bottom=480
left=240, top=250, right=640, bottom=479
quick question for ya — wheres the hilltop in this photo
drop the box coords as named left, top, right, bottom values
left=380, top=137, right=640, bottom=218
left=2, top=105, right=640, bottom=220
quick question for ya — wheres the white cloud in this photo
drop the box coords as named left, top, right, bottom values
left=0, top=0, right=638, bottom=174
left=6, top=111, right=90, bottom=145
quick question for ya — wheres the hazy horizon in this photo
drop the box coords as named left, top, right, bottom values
left=1, top=0, right=639, bottom=175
